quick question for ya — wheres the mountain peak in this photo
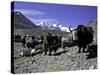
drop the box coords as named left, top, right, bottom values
left=11, top=11, right=38, bottom=29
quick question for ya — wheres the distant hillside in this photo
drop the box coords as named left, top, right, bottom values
left=11, top=11, right=38, bottom=29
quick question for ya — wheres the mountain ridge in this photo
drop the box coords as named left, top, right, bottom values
left=11, top=11, right=38, bottom=29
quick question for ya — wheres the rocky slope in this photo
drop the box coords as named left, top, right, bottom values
left=14, top=43, right=97, bottom=73
left=88, top=19, right=97, bottom=43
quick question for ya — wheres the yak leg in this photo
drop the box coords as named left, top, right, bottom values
left=44, top=50, right=47, bottom=55
left=86, top=45, right=89, bottom=52
left=44, top=47, right=48, bottom=55
left=54, top=49, right=57, bottom=55
left=83, top=45, right=87, bottom=52
left=22, top=41, right=26, bottom=48
left=78, top=47, right=81, bottom=53
left=43, top=44, right=48, bottom=55
left=22, top=43, right=24, bottom=48
left=49, top=48, right=52, bottom=56
left=54, top=46, right=58, bottom=54
left=83, top=48, right=86, bottom=52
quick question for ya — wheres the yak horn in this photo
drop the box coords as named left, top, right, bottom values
left=69, top=25, right=73, bottom=32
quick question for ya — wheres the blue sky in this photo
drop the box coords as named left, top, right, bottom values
left=11, top=1, right=97, bottom=28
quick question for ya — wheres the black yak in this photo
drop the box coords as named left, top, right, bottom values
left=69, top=25, right=94, bottom=53
left=43, top=32, right=61, bottom=55
left=26, top=35, right=44, bottom=49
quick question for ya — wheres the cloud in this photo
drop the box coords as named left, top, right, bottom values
left=58, top=24, right=74, bottom=32
left=58, top=24, right=63, bottom=28
left=14, top=9, right=44, bottom=15
left=60, top=26, right=69, bottom=32
left=30, top=18, right=58, bottom=24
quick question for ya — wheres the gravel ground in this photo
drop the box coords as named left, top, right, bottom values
left=13, top=43, right=97, bottom=74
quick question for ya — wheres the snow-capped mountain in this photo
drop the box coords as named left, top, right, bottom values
left=36, top=22, right=71, bottom=32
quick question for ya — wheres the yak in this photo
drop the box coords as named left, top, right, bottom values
left=26, top=35, right=44, bottom=49
left=69, top=25, right=94, bottom=53
left=43, top=32, right=61, bottom=55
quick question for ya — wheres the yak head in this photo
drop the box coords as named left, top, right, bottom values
left=69, top=25, right=78, bottom=41
left=69, top=24, right=91, bottom=41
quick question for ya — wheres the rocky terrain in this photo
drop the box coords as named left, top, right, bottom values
left=14, top=42, right=97, bottom=74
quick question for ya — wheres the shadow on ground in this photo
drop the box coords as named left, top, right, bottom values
left=52, top=49, right=69, bottom=56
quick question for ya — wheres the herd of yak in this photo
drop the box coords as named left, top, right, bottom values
left=14, top=25, right=97, bottom=58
